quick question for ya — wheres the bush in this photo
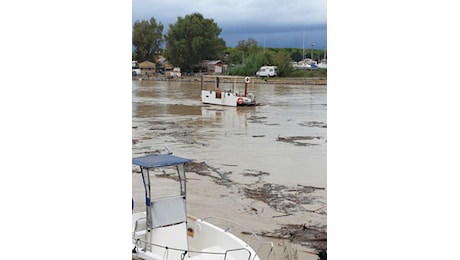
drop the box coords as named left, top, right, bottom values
left=290, top=69, right=327, bottom=78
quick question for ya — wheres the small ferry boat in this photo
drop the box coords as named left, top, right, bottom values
left=200, top=75, right=257, bottom=107
left=132, top=152, right=273, bottom=260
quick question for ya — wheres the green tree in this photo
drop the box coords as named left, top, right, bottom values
left=236, top=38, right=259, bottom=56
left=233, top=38, right=260, bottom=65
left=258, top=50, right=275, bottom=66
left=132, top=18, right=164, bottom=62
left=164, top=13, right=226, bottom=72
left=274, top=51, right=294, bottom=77
left=227, top=53, right=265, bottom=76
left=289, top=48, right=303, bottom=61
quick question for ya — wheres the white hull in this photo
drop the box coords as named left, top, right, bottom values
left=317, top=59, right=327, bottom=69
left=293, top=58, right=319, bottom=70
left=133, top=213, right=271, bottom=260
left=317, top=63, right=327, bottom=69
left=293, top=64, right=312, bottom=70
left=201, top=90, right=256, bottom=107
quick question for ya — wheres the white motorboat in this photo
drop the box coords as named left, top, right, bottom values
left=293, top=58, right=318, bottom=70
left=132, top=152, right=273, bottom=260
left=317, top=59, right=327, bottom=70
left=200, top=75, right=257, bottom=107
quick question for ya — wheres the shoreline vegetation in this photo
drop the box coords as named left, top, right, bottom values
left=133, top=75, right=327, bottom=86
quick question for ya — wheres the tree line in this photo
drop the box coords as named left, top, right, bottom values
left=132, top=13, right=326, bottom=77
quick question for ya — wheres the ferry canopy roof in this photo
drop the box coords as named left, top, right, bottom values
left=132, top=154, right=192, bottom=168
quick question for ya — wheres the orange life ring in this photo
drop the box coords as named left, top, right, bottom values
left=237, top=97, right=244, bottom=105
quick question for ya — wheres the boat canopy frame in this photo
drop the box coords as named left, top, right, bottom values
left=133, top=154, right=192, bottom=230
left=200, top=75, right=254, bottom=96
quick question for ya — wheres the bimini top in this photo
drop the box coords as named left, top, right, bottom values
left=132, top=154, right=192, bottom=168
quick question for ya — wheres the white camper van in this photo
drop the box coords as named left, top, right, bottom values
left=256, top=66, right=277, bottom=77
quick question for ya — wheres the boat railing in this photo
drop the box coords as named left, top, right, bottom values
left=133, top=237, right=253, bottom=260
left=200, top=216, right=274, bottom=260
left=132, top=217, right=147, bottom=249
left=200, top=75, right=254, bottom=92
left=132, top=215, right=273, bottom=260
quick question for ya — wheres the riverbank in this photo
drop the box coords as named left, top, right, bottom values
left=133, top=75, right=327, bottom=86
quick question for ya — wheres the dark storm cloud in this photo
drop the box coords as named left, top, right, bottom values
left=221, top=23, right=327, bottom=48
left=132, top=0, right=327, bottom=49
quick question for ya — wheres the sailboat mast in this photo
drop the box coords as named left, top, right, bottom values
left=302, top=30, right=305, bottom=60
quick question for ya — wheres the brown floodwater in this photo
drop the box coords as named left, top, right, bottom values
left=132, top=78, right=327, bottom=188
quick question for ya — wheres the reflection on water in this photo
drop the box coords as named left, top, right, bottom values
left=135, top=104, right=202, bottom=117
left=132, top=79, right=327, bottom=188
left=199, top=106, right=257, bottom=129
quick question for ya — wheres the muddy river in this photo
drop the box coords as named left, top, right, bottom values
left=132, top=78, right=327, bottom=258
left=132, top=79, right=327, bottom=188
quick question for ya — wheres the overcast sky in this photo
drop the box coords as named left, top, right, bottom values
left=132, top=0, right=327, bottom=50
